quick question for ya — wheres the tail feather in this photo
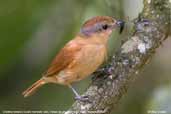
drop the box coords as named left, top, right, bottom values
left=22, top=78, right=46, bottom=98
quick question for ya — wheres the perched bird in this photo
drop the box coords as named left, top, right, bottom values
left=22, top=16, right=124, bottom=101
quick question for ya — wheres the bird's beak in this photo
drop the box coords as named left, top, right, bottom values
left=116, top=20, right=125, bottom=33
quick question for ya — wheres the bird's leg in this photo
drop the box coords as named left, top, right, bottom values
left=68, top=85, right=90, bottom=102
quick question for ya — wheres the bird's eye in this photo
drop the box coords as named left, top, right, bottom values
left=102, top=24, right=108, bottom=30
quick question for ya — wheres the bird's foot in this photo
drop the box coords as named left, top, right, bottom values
left=74, top=95, right=91, bottom=102
left=92, top=67, right=113, bottom=81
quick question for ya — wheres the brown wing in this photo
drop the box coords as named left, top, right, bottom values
left=44, top=41, right=82, bottom=77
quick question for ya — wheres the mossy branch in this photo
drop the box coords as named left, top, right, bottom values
left=65, top=0, right=170, bottom=113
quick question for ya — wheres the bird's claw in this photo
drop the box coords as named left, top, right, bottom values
left=74, top=95, right=91, bottom=102
left=92, top=67, right=114, bottom=81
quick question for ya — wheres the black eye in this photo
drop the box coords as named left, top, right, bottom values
left=102, top=24, right=108, bottom=30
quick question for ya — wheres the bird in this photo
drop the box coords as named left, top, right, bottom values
left=22, top=16, right=124, bottom=101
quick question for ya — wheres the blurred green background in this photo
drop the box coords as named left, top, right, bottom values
left=0, top=0, right=170, bottom=113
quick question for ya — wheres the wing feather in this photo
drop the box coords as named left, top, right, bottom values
left=44, top=41, right=82, bottom=77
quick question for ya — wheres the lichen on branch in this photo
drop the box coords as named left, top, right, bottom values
left=65, top=0, right=170, bottom=113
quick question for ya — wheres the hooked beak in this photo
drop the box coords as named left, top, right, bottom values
left=116, top=20, right=125, bottom=33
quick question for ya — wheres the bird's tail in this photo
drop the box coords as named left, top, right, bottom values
left=22, top=78, right=46, bottom=98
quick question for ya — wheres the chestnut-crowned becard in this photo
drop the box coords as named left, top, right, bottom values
left=22, top=16, right=125, bottom=101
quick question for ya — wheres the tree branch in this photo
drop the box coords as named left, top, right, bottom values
left=65, top=0, right=170, bottom=113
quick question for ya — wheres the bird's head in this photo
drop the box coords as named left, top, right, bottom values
left=80, top=16, right=124, bottom=37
